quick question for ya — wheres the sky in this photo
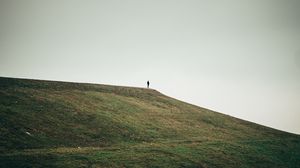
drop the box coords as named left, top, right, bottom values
left=0, top=0, right=300, bottom=134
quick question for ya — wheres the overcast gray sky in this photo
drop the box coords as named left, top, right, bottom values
left=1, top=0, right=300, bottom=134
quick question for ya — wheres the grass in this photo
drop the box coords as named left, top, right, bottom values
left=0, top=77, right=300, bottom=167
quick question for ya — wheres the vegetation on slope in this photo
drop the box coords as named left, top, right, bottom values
left=0, top=77, right=300, bottom=167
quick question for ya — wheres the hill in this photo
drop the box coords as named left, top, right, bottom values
left=0, top=77, right=299, bottom=168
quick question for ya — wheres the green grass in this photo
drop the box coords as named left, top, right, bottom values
left=1, top=77, right=300, bottom=168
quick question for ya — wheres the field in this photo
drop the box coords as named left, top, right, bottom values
left=1, top=77, right=300, bottom=167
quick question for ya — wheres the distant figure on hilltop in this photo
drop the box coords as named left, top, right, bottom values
left=147, top=81, right=150, bottom=88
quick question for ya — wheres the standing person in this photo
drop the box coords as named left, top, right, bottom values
left=147, top=81, right=150, bottom=88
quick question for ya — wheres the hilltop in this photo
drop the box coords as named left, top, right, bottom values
left=0, top=77, right=299, bottom=167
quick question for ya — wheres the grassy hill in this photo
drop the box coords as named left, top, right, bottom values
left=0, top=77, right=300, bottom=168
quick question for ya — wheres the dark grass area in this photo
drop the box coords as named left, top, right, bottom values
left=1, top=77, right=300, bottom=167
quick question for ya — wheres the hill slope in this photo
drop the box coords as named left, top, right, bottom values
left=0, top=77, right=299, bottom=168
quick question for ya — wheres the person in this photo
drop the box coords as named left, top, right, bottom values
left=147, top=81, right=150, bottom=88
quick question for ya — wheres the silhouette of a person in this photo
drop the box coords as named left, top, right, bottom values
left=147, top=81, right=150, bottom=88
